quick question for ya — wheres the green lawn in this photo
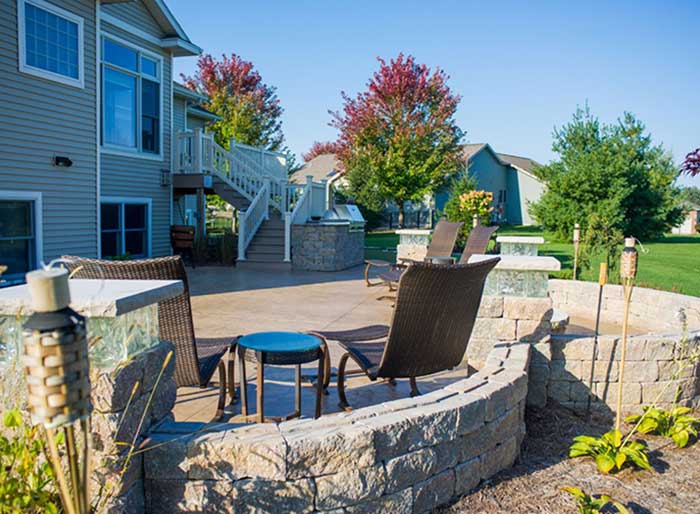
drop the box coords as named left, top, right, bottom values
left=365, top=227, right=700, bottom=297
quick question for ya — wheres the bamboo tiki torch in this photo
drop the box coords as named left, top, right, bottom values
left=573, top=223, right=581, bottom=280
left=587, top=262, right=608, bottom=414
left=472, top=214, right=480, bottom=228
left=22, top=268, right=91, bottom=514
left=615, top=238, right=638, bottom=432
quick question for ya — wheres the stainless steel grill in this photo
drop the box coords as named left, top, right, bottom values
left=322, top=204, right=366, bottom=232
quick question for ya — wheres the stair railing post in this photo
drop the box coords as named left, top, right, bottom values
left=306, top=175, right=314, bottom=223
left=237, top=210, right=246, bottom=261
left=284, top=211, right=292, bottom=263
left=193, top=128, right=203, bottom=173
left=263, top=178, right=270, bottom=220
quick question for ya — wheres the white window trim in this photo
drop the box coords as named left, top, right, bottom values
left=100, top=32, right=164, bottom=160
left=17, top=0, right=85, bottom=89
left=0, top=190, right=43, bottom=272
left=100, top=196, right=152, bottom=258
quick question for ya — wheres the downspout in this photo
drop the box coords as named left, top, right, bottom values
left=95, top=1, right=101, bottom=258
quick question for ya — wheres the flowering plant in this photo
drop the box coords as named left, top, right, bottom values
left=458, top=190, right=494, bottom=223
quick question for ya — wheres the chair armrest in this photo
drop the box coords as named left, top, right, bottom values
left=364, top=259, right=392, bottom=267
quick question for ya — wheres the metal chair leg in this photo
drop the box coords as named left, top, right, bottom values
left=212, top=361, right=227, bottom=422
left=228, top=340, right=237, bottom=405
left=256, top=351, right=265, bottom=424
left=337, top=353, right=351, bottom=411
left=409, top=376, right=420, bottom=397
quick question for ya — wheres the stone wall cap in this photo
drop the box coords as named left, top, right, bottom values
left=0, top=279, right=184, bottom=317
left=469, top=254, right=561, bottom=271
left=496, top=236, right=545, bottom=244
left=395, top=229, right=432, bottom=235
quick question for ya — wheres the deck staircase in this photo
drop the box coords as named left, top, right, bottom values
left=174, top=129, right=327, bottom=270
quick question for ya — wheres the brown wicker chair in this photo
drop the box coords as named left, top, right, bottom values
left=62, top=255, right=233, bottom=420
left=326, top=257, right=500, bottom=410
left=458, top=224, right=500, bottom=264
left=364, top=220, right=464, bottom=289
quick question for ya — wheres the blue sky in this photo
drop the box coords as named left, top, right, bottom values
left=168, top=0, right=699, bottom=187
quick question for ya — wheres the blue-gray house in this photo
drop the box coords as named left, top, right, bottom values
left=435, top=143, right=544, bottom=226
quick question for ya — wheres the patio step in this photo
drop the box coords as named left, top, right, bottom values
left=238, top=216, right=288, bottom=269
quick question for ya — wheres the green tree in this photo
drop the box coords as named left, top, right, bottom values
left=679, top=186, right=700, bottom=207
left=332, top=54, right=464, bottom=226
left=182, top=53, right=284, bottom=151
left=530, top=106, right=683, bottom=242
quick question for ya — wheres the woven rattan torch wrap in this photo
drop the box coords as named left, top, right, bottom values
left=620, top=237, right=638, bottom=280
left=22, top=268, right=91, bottom=429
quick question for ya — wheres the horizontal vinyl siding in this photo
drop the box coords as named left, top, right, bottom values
left=0, top=0, right=98, bottom=261
left=101, top=0, right=163, bottom=36
left=100, top=19, right=172, bottom=257
left=173, top=96, right=186, bottom=132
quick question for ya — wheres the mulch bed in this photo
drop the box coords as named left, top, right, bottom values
left=439, top=404, right=700, bottom=514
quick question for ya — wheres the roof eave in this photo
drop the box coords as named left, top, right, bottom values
left=161, top=37, right=201, bottom=57
left=186, top=105, right=221, bottom=121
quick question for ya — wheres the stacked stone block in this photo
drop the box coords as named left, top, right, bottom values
left=142, top=342, right=530, bottom=514
left=91, top=341, right=177, bottom=513
left=292, top=224, right=364, bottom=271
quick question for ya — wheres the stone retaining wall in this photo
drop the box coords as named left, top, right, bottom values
left=142, top=342, right=530, bottom=514
left=91, top=341, right=177, bottom=513
left=292, top=224, right=364, bottom=271
left=530, top=333, right=700, bottom=415
left=549, top=279, right=700, bottom=332
left=534, top=280, right=700, bottom=416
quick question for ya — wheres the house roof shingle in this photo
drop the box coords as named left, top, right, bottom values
left=290, top=154, right=342, bottom=184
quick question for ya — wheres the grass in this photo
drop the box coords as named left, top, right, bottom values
left=365, top=226, right=700, bottom=297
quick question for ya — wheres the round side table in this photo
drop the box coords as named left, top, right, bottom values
left=234, top=332, right=327, bottom=423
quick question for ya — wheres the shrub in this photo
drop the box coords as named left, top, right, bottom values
left=443, top=174, right=491, bottom=243
left=0, top=409, right=60, bottom=514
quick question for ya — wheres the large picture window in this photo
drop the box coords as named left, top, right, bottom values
left=0, top=193, right=42, bottom=287
left=101, top=37, right=161, bottom=156
left=18, top=0, right=84, bottom=88
left=100, top=199, right=150, bottom=259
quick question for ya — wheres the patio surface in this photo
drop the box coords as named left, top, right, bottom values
left=174, top=265, right=471, bottom=423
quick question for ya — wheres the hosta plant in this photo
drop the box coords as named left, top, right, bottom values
left=562, top=487, right=629, bottom=514
left=625, top=406, right=699, bottom=448
left=569, top=429, right=652, bottom=474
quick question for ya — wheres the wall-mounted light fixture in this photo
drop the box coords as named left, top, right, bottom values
left=53, top=156, right=73, bottom=168
left=161, top=169, right=171, bottom=187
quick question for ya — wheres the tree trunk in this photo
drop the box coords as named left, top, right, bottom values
left=397, top=204, right=405, bottom=228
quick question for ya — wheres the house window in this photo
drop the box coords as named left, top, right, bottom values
left=100, top=200, right=150, bottom=258
left=102, top=38, right=161, bottom=155
left=0, top=197, right=40, bottom=286
left=498, top=190, right=507, bottom=203
left=18, top=0, right=84, bottom=88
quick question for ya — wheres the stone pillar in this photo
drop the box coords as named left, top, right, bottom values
left=395, top=229, right=431, bottom=263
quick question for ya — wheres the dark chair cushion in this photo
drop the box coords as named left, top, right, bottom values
left=338, top=340, right=388, bottom=380
left=195, top=337, right=233, bottom=386
left=315, top=325, right=389, bottom=342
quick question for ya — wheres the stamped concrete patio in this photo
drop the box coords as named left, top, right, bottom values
left=174, top=265, right=471, bottom=422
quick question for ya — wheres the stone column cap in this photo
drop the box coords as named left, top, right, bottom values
left=469, top=254, right=561, bottom=272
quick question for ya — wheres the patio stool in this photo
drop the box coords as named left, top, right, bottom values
left=234, top=332, right=327, bottom=423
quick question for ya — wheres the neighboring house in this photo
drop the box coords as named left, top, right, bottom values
left=435, top=143, right=544, bottom=226
left=0, top=0, right=199, bottom=285
left=672, top=204, right=699, bottom=235
left=295, top=144, right=545, bottom=226
left=290, top=153, right=346, bottom=208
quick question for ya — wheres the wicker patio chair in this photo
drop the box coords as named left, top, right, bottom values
left=62, top=255, right=233, bottom=420
left=327, top=257, right=500, bottom=410
left=364, top=220, right=464, bottom=289
left=458, top=224, right=500, bottom=264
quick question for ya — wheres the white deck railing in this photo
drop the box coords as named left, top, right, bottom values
left=237, top=180, right=270, bottom=261
left=175, top=130, right=328, bottom=262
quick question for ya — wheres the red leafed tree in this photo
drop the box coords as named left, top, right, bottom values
left=182, top=53, right=284, bottom=150
left=331, top=54, right=464, bottom=226
left=682, top=148, right=700, bottom=177
left=303, top=141, right=339, bottom=162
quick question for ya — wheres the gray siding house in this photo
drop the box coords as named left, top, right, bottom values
left=0, top=0, right=200, bottom=284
